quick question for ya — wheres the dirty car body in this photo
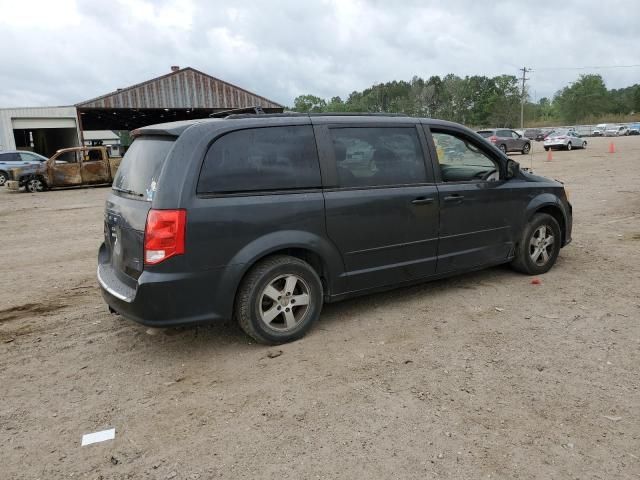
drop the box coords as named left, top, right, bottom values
left=7, top=146, right=122, bottom=192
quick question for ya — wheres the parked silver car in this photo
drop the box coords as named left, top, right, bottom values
left=0, top=150, right=48, bottom=186
left=477, top=128, right=531, bottom=154
left=605, top=125, right=629, bottom=136
left=544, top=129, right=587, bottom=151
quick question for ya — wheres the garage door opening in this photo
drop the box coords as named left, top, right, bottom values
left=13, top=127, right=79, bottom=158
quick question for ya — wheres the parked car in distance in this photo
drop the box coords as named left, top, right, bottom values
left=98, top=112, right=573, bottom=344
left=592, top=124, right=608, bottom=136
left=0, top=150, right=47, bottom=187
left=476, top=128, right=531, bottom=154
left=629, top=123, right=640, bottom=135
left=605, top=125, right=629, bottom=136
left=544, top=129, right=587, bottom=151
left=6, top=146, right=122, bottom=192
left=523, top=128, right=542, bottom=140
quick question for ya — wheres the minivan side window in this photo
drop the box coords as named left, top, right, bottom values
left=432, top=132, right=500, bottom=183
left=198, top=126, right=321, bottom=194
left=329, top=127, right=427, bottom=188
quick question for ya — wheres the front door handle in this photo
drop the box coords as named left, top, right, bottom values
left=411, top=197, right=435, bottom=205
left=443, top=194, right=464, bottom=203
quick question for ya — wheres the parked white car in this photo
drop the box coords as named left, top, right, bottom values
left=605, top=125, right=629, bottom=136
left=544, top=129, right=587, bottom=151
left=592, top=124, right=608, bottom=136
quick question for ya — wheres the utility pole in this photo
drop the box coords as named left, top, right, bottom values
left=519, top=67, right=531, bottom=129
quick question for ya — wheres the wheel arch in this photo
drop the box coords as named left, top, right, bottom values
left=225, top=230, right=346, bottom=310
left=529, top=202, right=566, bottom=246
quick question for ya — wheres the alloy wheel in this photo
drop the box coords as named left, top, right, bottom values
left=529, top=225, right=555, bottom=266
left=259, top=274, right=311, bottom=331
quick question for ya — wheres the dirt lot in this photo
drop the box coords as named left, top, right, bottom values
left=1, top=136, right=639, bottom=479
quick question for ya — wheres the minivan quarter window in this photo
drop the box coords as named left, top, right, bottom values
left=432, top=131, right=500, bottom=182
left=198, top=125, right=320, bottom=194
left=329, top=127, right=427, bottom=188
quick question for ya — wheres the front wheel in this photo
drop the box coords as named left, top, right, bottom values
left=26, top=177, right=46, bottom=192
left=582, top=141, right=587, bottom=149
left=522, top=143, right=531, bottom=154
left=566, top=142, right=572, bottom=151
left=511, top=213, right=561, bottom=275
left=235, top=255, right=323, bottom=344
left=544, top=146, right=550, bottom=151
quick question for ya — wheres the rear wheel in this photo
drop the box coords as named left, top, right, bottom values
left=544, top=146, right=550, bottom=151
left=511, top=213, right=561, bottom=275
left=499, top=144, right=507, bottom=153
left=522, top=143, right=531, bottom=154
left=235, top=255, right=323, bottom=344
left=582, top=141, right=587, bottom=149
left=0, top=171, right=7, bottom=186
left=566, top=142, right=572, bottom=151
left=26, top=177, right=46, bottom=192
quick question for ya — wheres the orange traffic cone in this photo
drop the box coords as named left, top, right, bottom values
left=609, top=142, right=616, bottom=154
left=546, top=149, right=553, bottom=162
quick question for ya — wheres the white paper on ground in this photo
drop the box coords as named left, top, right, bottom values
left=81, top=428, right=115, bottom=446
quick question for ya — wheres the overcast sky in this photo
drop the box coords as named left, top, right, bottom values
left=0, top=0, right=638, bottom=108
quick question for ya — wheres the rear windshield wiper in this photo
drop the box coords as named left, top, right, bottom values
left=112, top=186, right=143, bottom=197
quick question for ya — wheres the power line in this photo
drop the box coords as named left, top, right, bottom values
left=532, top=64, right=640, bottom=71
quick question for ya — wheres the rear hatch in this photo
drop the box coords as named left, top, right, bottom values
left=101, top=136, right=175, bottom=290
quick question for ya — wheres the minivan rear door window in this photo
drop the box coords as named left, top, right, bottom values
left=112, top=136, right=175, bottom=200
left=328, top=127, right=427, bottom=188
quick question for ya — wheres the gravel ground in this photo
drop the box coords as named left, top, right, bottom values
left=1, top=136, right=639, bottom=479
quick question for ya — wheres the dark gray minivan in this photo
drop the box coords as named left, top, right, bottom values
left=98, top=113, right=572, bottom=344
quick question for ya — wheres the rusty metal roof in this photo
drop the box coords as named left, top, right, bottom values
left=76, top=67, right=282, bottom=109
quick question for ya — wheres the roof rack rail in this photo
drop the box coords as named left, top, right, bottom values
left=209, top=106, right=265, bottom=118
left=223, top=111, right=411, bottom=120
left=308, top=112, right=408, bottom=117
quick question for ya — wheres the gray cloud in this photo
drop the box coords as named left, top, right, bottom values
left=0, top=0, right=638, bottom=108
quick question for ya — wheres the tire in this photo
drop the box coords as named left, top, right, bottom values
left=582, top=141, right=587, bottom=149
left=511, top=213, right=562, bottom=275
left=499, top=144, right=507, bottom=153
left=566, top=142, right=572, bottom=151
left=235, top=255, right=323, bottom=344
left=0, top=171, right=7, bottom=187
left=26, top=177, right=46, bottom=192
left=544, top=146, right=550, bottom=151
left=521, top=143, right=531, bottom=154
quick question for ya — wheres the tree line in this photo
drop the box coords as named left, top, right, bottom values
left=291, top=74, right=640, bottom=127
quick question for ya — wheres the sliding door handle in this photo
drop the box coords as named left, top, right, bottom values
left=411, top=197, right=435, bottom=205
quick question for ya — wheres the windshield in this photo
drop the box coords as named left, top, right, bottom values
left=112, top=136, right=175, bottom=200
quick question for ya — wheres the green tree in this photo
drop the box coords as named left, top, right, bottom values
left=293, top=94, right=327, bottom=113
left=554, top=74, right=608, bottom=123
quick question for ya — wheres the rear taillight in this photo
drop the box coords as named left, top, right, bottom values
left=489, top=136, right=498, bottom=143
left=144, top=209, right=186, bottom=265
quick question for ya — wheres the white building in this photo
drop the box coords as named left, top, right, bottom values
left=0, top=106, right=80, bottom=157
left=83, top=130, right=122, bottom=157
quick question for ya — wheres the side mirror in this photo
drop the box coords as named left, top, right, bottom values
left=506, top=158, right=520, bottom=179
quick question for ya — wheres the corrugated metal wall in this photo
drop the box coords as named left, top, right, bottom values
left=77, top=68, right=282, bottom=110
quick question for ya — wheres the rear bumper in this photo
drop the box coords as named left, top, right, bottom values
left=98, top=246, right=240, bottom=327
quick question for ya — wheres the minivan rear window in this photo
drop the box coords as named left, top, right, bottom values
left=112, top=136, right=175, bottom=200
left=197, top=125, right=321, bottom=194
